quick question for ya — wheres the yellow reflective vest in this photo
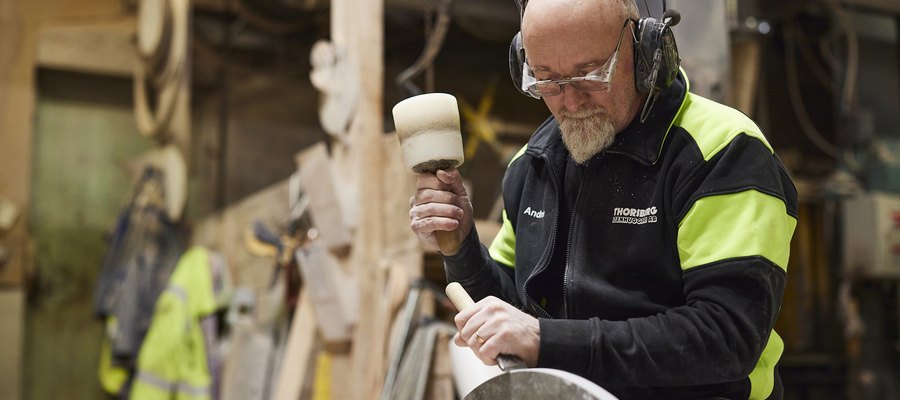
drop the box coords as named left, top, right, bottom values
left=129, top=247, right=219, bottom=399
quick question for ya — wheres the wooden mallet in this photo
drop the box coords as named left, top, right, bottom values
left=392, top=93, right=465, bottom=256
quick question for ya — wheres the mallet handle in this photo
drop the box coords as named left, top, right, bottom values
left=436, top=230, right=461, bottom=256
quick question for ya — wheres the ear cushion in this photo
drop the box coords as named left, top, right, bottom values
left=509, top=31, right=528, bottom=96
left=657, top=25, right=680, bottom=91
left=633, top=17, right=680, bottom=94
left=634, top=18, right=660, bottom=93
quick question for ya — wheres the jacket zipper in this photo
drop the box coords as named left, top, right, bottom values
left=562, top=179, right=584, bottom=319
left=606, top=149, right=652, bottom=166
left=523, top=152, right=559, bottom=319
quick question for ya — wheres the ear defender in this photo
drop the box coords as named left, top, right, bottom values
left=633, top=9, right=680, bottom=95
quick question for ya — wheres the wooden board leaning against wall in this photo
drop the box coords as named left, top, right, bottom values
left=190, top=129, right=423, bottom=399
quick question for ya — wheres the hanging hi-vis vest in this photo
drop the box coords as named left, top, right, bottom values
left=130, top=247, right=220, bottom=400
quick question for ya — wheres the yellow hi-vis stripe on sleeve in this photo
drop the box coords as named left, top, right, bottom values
left=489, top=209, right=516, bottom=268
left=677, top=190, right=796, bottom=271
left=674, top=93, right=773, bottom=161
left=749, top=330, right=784, bottom=399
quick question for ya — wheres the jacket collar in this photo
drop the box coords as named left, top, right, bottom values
left=605, top=70, right=688, bottom=165
left=526, top=70, right=689, bottom=166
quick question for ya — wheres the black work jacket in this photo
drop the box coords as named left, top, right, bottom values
left=445, top=72, right=798, bottom=400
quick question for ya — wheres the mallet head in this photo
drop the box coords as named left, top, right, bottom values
left=392, top=93, right=465, bottom=174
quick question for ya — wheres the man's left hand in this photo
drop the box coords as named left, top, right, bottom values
left=452, top=296, right=540, bottom=367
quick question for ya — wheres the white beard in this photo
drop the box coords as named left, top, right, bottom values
left=558, top=107, right=617, bottom=164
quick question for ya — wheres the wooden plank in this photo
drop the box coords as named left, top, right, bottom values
left=0, top=235, right=31, bottom=287
left=191, top=179, right=290, bottom=291
left=389, top=324, right=436, bottom=399
left=311, top=351, right=331, bottom=400
left=0, top=289, right=24, bottom=400
left=334, top=0, right=386, bottom=397
left=326, top=351, right=354, bottom=400
left=0, top=0, right=36, bottom=244
left=374, top=130, right=425, bottom=395
left=272, top=291, right=319, bottom=400
left=36, top=17, right=136, bottom=77
left=835, top=0, right=900, bottom=14
left=220, top=317, right=273, bottom=400
left=730, top=38, right=761, bottom=117
left=382, top=133, right=420, bottom=258
left=295, top=143, right=354, bottom=251
left=295, top=243, right=356, bottom=346
left=376, top=259, right=417, bottom=398
left=425, top=329, right=456, bottom=400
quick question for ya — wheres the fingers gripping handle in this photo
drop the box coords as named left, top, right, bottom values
left=445, top=283, right=527, bottom=371
left=435, top=230, right=460, bottom=256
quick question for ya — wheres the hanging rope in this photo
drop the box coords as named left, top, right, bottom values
left=395, top=0, right=454, bottom=96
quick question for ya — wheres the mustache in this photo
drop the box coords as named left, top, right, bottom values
left=558, top=106, right=607, bottom=119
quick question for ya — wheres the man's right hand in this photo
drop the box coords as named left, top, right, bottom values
left=409, top=168, right=475, bottom=252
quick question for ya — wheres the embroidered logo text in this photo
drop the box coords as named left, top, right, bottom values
left=612, top=206, right=658, bottom=225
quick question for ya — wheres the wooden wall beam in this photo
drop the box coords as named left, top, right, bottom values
left=834, top=0, right=900, bottom=15
left=329, top=0, right=386, bottom=397
left=36, top=17, right=136, bottom=78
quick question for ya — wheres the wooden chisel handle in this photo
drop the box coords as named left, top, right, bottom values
left=445, top=282, right=475, bottom=310
left=445, top=282, right=527, bottom=371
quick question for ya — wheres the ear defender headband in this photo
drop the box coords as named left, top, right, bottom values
left=509, top=0, right=530, bottom=97
left=508, top=1, right=681, bottom=121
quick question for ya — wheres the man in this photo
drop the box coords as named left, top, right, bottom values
left=408, top=0, right=797, bottom=398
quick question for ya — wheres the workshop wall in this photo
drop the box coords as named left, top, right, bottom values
left=1, top=2, right=130, bottom=398
left=26, top=70, right=151, bottom=400
left=15, top=4, right=334, bottom=400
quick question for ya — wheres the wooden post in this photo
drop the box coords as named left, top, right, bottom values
left=730, top=38, right=761, bottom=117
left=329, top=0, right=385, bottom=397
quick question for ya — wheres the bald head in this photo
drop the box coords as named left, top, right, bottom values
left=521, top=0, right=638, bottom=73
left=521, top=0, right=637, bottom=45
left=522, top=0, right=638, bottom=21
